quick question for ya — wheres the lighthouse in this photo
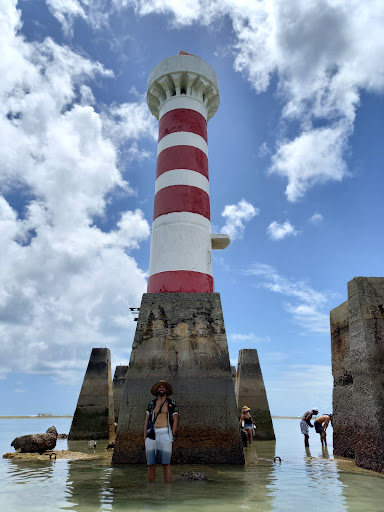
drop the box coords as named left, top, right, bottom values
left=113, top=53, right=244, bottom=465
left=146, top=51, right=229, bottom=294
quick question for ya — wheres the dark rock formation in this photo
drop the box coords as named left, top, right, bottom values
left=179, top=471, right=207, bottom=481
left=69, top=348, right=115, bottom=440
left=235, top=349, right=275, bottom=440
left=113, top=293, right=244, bottom=465
left=11, top=426, right=58, bottom=453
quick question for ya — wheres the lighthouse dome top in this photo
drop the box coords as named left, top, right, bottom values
left=147, top=52, right=220, bottom=121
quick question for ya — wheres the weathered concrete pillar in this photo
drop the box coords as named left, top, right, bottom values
left=235, top=349, right=275, bottom=441
left=331, top=301, right=355, bottom=458
left=348, top=277, right=384, bottom=473
left=231, top=365, right=237, bottom=389
left=69, top=348, right=115, bottom=440
left=113, top=365, right=128, bottom=423
left=113, top=293, right=244, bottom=464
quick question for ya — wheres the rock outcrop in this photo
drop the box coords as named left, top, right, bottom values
left=11, top=426, right=58, bottom=453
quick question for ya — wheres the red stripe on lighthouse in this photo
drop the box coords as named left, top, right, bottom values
left=153, top=185, right=210, bottom=221
left=158, top=109, right=207, bottom=143
left=156, top=146, right=209, bottom=179
left=147, top=271, right=214, bottom=293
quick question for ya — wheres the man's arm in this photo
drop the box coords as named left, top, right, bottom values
left=323, top=417, right=330, bottom=431
left=303, top=411, right=314, bottom=427
left=172, top=413, right=178, bottom=437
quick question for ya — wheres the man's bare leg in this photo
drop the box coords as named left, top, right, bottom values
left=148, top=464, right=156, bottom=482
left=163, top=464, right=171, bottom=483
left=322, top=432, right=327, bottom=447
left=304, top=434, right=309, bottom=447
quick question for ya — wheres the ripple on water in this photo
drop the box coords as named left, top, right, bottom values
left=1, top=418, right=384, bottom=512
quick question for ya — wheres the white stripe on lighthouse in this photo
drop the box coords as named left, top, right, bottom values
left=157, top=131, right=208, bottom=157
left=159, top=96, right=207, bottom=121
left=155, top=169, right=210, bottom=195
left=149, top=212, right=212, bottom=277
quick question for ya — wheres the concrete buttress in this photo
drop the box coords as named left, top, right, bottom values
left=113, top=365, right=128, bottom=423
left=331, top=301, right=355, bottom=458
left=235, top=349, right=275, bottom=441
left=69, top=348, right=115, bottom=440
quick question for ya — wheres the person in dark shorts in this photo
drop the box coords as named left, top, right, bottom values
left=144, top=380, right=178, bottom=483
left=300, top=407, right=319, bottom=447
left=314, top=414, right=333, bottom=446
left=240, top=406, right=255, bottom=445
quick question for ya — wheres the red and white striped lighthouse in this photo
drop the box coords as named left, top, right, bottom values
left=146, top=52, right=229, bottom=294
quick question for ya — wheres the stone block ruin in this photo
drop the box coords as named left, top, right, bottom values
left=112, top=293, right=245, bottom=464
left=113, top=365, right=128, bottom=423
left=69, top=348, right=115, bottom=440
left=331, top=277, right=384, bottom=473
left=235, top=349, right=275, bottom=441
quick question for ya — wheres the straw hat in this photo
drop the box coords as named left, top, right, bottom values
left=242, top=406, right=251, bottom=412
left=151, top=379, right=173, bottom=396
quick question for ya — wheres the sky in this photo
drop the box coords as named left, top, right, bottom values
left=1, top=0, right=383, bottom=417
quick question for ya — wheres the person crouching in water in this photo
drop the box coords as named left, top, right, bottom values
left=314, top=413, right=333, bottom=447
left=240, top=406, right=255, bottom=445
left=144, top=380, right=178, bottom=483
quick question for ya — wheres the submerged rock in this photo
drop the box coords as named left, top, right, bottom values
left=3, top=450, right=107, bottom=461
left=11, top=426, right=58, bottom=453
left=179, top=471, right=207, bottom=481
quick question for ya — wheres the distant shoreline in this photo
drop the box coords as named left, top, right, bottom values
left=0, top=416, right=73, bottom=419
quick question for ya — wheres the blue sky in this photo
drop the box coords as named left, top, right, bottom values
left=1, top=0, right=383, bottom=417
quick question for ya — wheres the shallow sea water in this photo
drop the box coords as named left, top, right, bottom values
left=1, top=418, right=384, bottom=512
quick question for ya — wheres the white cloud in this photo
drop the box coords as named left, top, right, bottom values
left=269, top=125, right=349, bottom=202
left=247, top=263, right=332, bottom=333
left=229, top=332, right=270, bottom=344
left=267, top=220, right=298, bottom=241
left=85, top=0, right=384, bottom=201
left=221, top=199, right=259, bottom=240
left=0, top=0, right=154, bottom=382
left=309, top=212, right=324, bottom=224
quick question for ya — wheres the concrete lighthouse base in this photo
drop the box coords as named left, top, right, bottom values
left=112, top=293, right=244, bottom=465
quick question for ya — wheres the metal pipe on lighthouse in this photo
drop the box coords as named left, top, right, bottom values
left=146, top=52, right=230, bottom=293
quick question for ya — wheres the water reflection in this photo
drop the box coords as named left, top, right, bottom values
left=5, top=458, right=55, bottom=484
left=3, top=418, right=384, bottom=512
left=62, top=459, right=112, bottom=511
left=338, top=467, right=384, bottom=512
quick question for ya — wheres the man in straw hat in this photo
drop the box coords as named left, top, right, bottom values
left=144, top=380, right=178, bottom=483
